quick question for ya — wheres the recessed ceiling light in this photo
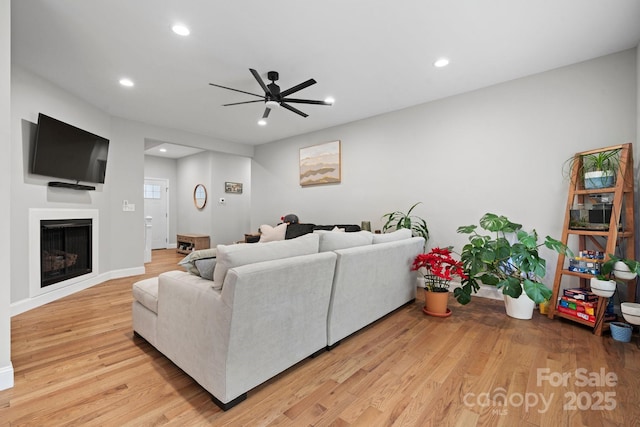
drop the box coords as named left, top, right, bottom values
left=324, top=97, right=335, bottom=105
left=119, top=78, right=134, bottom=87
left=172, top=24, right=190, bottom=36
left=434, top=58, right=450, bottom=68
left=258, top=119, right=267, bottom=126
left=159, top=148, right=167, bottom=153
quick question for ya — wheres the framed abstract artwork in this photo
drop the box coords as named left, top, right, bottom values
left=299, top=140, right=341, bottom=186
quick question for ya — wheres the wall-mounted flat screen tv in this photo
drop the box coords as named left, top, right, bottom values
left=32, top=113, right=109, bottom=184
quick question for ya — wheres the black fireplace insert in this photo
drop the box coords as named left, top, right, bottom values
left=40, top=219, right=92, bottom=287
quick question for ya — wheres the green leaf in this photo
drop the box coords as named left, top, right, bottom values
left=457, top=224, right=477, bottom=234
left=479, top=273, right=499, bottom=286
left=523, top=278, right=552, bottom=304
left=501, top=277, right=523, bottom=298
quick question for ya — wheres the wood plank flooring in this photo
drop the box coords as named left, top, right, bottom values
left=1, top=249, right=639, bottom=426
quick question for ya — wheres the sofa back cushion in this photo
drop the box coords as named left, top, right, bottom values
left=372, top=228, right=412, bottom=244
left=212, top=233, right=320, bottom=289
left=316, top=230, right=373, bottom=252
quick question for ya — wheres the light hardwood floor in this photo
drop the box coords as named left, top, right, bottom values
left=1, top=249, right=639, bottom=426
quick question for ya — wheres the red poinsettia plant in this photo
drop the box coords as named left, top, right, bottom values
left=412, top=246, right=467, bottom=292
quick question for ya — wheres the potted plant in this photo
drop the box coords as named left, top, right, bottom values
left=382, top=202, right=429, bottom=243
left=456, top=213, right=572, bottom=319
left=563, top=148, right=621, bottom=189
left=590, top=254, right=640, bottom=297
left=412, top=247, right=467, bottom=317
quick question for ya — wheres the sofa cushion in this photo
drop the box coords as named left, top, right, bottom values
left=316, top=230, right=373, bottom=252
left=372, top=228, right=412, bottom=243
left=132, top=277, right=159, bottom=314
left=259, top=223, right=287, bottom=242
left=178, top=248, right=217, bottom=276
left=212, top=233, right=320, bottom=290
left=194, top=258, right=217, bottom=280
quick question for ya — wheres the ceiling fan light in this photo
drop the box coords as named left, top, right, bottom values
left=324, top=97, right=335, bottom=105
left=265, top=100, right=279, bottom=109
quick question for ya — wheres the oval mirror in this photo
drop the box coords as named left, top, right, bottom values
left=194, top=184, right=207, bottom=209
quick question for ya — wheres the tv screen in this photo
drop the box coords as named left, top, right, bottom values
left=32, top=113, right=109, bottom=184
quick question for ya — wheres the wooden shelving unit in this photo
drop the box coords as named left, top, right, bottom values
left=547, top=143, right=635, bottom=336
left=176, top=233, right=210, bottom=255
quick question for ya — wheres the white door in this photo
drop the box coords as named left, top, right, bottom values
left=144, top=178, right=169, bottom=249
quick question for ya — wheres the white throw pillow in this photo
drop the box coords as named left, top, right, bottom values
left=372, top=228, right=412, bottom=244
left=212, top=233, right=320, bottom=289
left=259, top=223, right=287, bottom=242
left=317, top=230, right=373, bottom=252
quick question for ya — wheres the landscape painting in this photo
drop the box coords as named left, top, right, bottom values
left=299, top=140, right=341, bottom=186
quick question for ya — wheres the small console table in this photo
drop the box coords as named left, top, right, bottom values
left=176, top=233, right=210, bottom=255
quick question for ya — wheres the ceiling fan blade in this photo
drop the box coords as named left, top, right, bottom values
left=280, top=79, right=316, bottom=97
left=223, top=99, right=265, bottom=106
left=209, top=83, right=264, bottom=98
left=262, top=108, right=271, bottom=119
left=282, top=98, right=332, bottom=105
left=250, top=68, right=272, bottom=97
left=280, top=102, right=308, bottom=118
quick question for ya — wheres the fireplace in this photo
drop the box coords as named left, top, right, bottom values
left=29, top=209, right=99, bottom=298
left=40, top=219, right=92, bottom=287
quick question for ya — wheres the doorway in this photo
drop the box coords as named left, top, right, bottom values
left=144, top=178, right=169, bottom=249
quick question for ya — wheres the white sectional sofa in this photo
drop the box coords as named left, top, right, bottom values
left=132, top=230, right=424, bottom=410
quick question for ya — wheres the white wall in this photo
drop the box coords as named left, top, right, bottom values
left=10, top=66, right=254, bottom=310
left=253, top=49, right=638, bottom=288
left=177, top=151, right=251, bottom=246
left=0, top=0, right=13, bottom=391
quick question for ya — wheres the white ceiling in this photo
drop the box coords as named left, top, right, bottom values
left=11, top=1, right=640, bottom=147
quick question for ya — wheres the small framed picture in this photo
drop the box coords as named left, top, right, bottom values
left=225, top=182, right=243, bottom=194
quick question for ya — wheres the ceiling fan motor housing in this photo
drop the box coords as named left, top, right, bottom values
left=267, top=71, right=279, bottom=82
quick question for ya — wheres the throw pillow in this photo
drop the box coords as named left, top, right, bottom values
left=194, top=258, right=216, bottom=280
left=178, top=248, right=217, bottom=276
left=317, top=230, right=373, bottom=252
left=212, top=233, right=320, bottom=290
left=372, top=228, right=412, bottom=244
left=259, top=223, right=287, bottom=242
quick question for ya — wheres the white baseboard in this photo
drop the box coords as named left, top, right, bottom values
left=0, top=362, right=14, bottom=390
left=10, top=266, right=145, bottom=316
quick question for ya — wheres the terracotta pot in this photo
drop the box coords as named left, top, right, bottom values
left=423, top=290, right=450, bottom=316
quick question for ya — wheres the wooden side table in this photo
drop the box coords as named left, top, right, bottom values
left=176, top=234, right=210, bottom=255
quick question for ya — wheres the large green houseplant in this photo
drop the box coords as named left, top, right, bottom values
left=455, top=213, right=572, bottom=317
left=382, top=202, right=429, bottom=243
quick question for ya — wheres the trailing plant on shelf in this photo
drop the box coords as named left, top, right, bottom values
left=382, top=202, right=429, bottom=243
left=455, top=213, right=572, bottom=307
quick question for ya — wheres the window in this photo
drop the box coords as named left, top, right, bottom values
left=144, top=184, right=161, bottom=199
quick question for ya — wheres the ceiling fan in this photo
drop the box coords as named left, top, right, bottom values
left=209, top=69, right=332, bottom=121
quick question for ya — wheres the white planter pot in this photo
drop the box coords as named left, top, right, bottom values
left=584, top=170, right=615, bottom=189
left=504, top=292, right=535, bottom=320
left=613, top=261, right=638, bottom=281
left=589, top=277, right=616, bottom=297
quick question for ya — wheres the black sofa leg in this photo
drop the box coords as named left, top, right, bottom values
left=212, top=393, right=247, bottom=411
